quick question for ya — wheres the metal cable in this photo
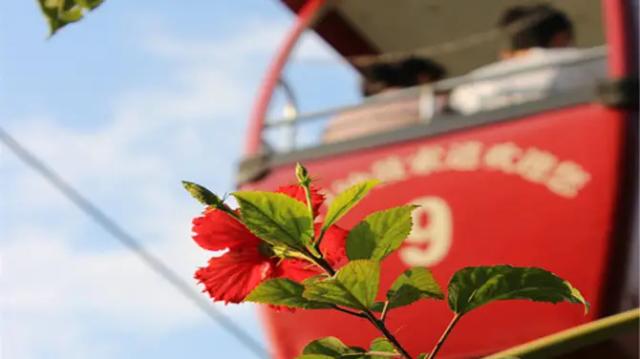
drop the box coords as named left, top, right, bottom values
left=0, top=125, right=269, bottom=359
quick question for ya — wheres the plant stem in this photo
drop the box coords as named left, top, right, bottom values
left=217, top=204, right=241, bottom=220
left=363, top=310, right=413, bottom=359
left=380, top=300, right=390, bottom=322
left=427, top=314, right=461, bottom=359
left=332, top=305, right=367, bottom=318
left=314, top=227, right=328, bottom=254
left=302, top=184, right=314, bottom=220
left=307, top=251, right=412, bottom=359
left=310, top=255, right=336, bottom=276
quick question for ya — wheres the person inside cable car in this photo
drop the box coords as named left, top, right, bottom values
left=323, top=57, right=447, bottom=143
left=397, top=57, right=447, bottom=89
left=449, top=4, right=607, bottom=115
left=359, top=62, right=396, bottom=97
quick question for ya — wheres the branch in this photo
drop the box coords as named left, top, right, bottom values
left=305, top=243, right=412, bottom=359
left=380, top=300, right=391, bottom=322
left=364, top=311, right=414, bottom=359
left=332, top=305, right=367, bottom=318
left=427, top=314, right=461, bottom=359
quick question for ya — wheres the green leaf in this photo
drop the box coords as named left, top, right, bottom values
left=38, top=0, right=104, bottom=35
left=58, top=7, right=83, bottom=22
left=346, top=205, right=417, bottom=260
left=369, top=337, right=396, bottom=358
left=182, top=181, right=224, bottom=207
left=386, top=267, right=444, bottom=309
left=245, top=279, right=330, bottom=309
left=302, top=337, right=349, bottom=356
left=448, top=265, right=589, bottom=316
left=299, top=337, right=365, bottom=358
left=233, top=191, right=313, bottom=249
left=303, top=260, right=380, bottom=310
left=76, top=0, right=103, bottom=9
left=417, top=354, right=429, bottom=359
left=323, top=180, right=379, bottom=231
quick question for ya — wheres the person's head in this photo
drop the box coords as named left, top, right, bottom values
left=499, top=4, right=574, bottom=58
left=359, top=58, right=447, bottom=96
left=359, top=63, right=397, bottom=96
left=398, top=57, right=447, bottom=86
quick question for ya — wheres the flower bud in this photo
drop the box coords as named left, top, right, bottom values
left=182, top=181, right=224, bottom=207
left=295, top=162, right=310, bottom=186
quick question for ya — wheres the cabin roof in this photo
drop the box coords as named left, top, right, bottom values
left=280, top=0, right=604, bottom=76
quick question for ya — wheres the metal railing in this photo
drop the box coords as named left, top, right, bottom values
left=264, top=46, right=607, bottom=152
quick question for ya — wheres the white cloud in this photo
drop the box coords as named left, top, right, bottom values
left=143, top=18, right=286, bottom=65
left=2, top=9, right=342, bottom=357
left=143, top=17, right=342, bottom=66
left=1, top=229, right=257, bottom=359
left=1, top=227, right=254, bottom=326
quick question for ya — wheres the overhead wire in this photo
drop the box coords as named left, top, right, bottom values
left=0, top=125, right=269, bottom=359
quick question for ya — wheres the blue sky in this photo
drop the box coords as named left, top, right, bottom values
left=0, top=1, right=359, bottom=358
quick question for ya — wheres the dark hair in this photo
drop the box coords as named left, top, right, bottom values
left=359, top=58, right=447, bottom=96
left=499, top=4, right=573, bottom=50
left=360, top=63, right=396, bottom=96
left=397, top=57, right=447, bottom=86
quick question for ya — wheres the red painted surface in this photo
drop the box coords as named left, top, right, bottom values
left=243, top=1, right=637, bottom=357
left=245, top=0, right=327, bottom=155
left=246, top=105, right=625, bottom=358
left=281, top=0, right=380, bottom=59
left=602, top=0, right=635, bottom=77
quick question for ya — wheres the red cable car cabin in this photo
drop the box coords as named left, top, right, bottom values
left=238, top=0, right=639, bottom=357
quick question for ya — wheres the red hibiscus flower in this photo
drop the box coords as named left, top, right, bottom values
left=275, top=184, right=325, bottom=217
left=192, top=185, right=347, bottom=304
left=273, top=224, right=349, bottom=282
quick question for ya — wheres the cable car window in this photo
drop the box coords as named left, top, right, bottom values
left=262, top=0, right=607, bottom=153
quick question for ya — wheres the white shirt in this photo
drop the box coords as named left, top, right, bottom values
left=323, top=91, right=420, bottom=143
left=450, top=47, right=607, bottom=115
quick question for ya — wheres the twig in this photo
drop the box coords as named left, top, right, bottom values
left=427, top=314, right=461, bottom=359
left=314, top=227, right=328, bottom=254
left=364, top=311, right=414, bottom=359
left=308, top=254, right=336, bottom=276
left=380, top=300, right=390, bottom=322
left=332, top=305, right=367, bottom=318
left=302, top=185, right=314, bottom=219
left=305, top=219, right=413, bottom=359
left=307, top=252, right=412, bottom=358
left=332, top=305, right=410, bottom=358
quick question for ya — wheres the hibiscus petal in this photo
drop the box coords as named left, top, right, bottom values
left=273, top=258, right=321, bottom=282
left=192, top=209, right=260, bottom=251
left=195, top=247, right=274, bottom=304
left=317, top=224, right=349, bottom=268
left=276, top=184, right=325, bottom=217
left=274, top=225, right=349, bottom=281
